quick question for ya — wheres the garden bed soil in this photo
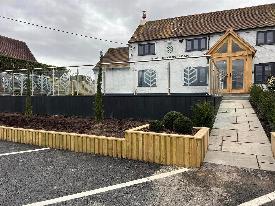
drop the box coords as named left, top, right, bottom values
left=0, top=113, right=148, bottom=138
left=140, top=127, right=199, bottom=136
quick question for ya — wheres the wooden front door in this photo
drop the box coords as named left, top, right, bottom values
left=208, top=29, right=255, bottom=94
left=215, top=56, right=251, bottom=93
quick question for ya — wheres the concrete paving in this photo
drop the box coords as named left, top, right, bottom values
left=205, top=99, right=275, bottom=171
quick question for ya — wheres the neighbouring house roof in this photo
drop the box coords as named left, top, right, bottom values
left=0, top=35, right=36, bottom=62
left=129, top=3, right=275, bottom=43
left=94, top=47, right=129, bottom=69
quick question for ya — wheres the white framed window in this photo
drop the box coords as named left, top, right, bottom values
left=138, top=69, right=157, bottom=87
left=182, top=66, right=208, bottom=86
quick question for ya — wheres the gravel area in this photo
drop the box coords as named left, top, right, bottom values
left=0, top=113, right=147, bottom=138
left=58, top=163, right=275, bottom=206
left=0, top=141, right=171, bottom=206
left=0, top=141, right=40, bottom=154
left=0, top=140, right=274, bottom=206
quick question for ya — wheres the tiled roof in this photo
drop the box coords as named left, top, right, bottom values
left=0, top=35, right=36, bottom=62
left=96, top=47, right=129, bottom=69
left=129, top=3, right=275, bottom=43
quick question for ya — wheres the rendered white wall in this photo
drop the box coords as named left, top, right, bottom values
left=101, top=27, right=275, bottom=94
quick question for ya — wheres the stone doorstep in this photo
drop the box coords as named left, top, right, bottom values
left=219, top=105, right=244, bottom=109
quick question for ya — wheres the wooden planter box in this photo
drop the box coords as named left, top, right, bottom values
left=272, top=132, right=275, bottom=158
left=0, top=125, right=209, bottom=168
left=125, top=125, right=209, bottom=167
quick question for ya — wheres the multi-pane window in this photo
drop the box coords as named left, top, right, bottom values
left=182, top=67, right=208, bottom=86
left=138, top=69, right=157, bottom=87
left=138, top=43, right=155, bottom=56
left=254, top=63, right=275, bottom=84
left=186, top=37, right=207, bottom=51
left=256, top=30, right=275, bottom=45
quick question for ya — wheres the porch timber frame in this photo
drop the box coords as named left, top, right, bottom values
left=207, top=29, right=256, bottom=93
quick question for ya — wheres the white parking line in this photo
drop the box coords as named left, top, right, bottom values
left=239, top=191, right=275, bottom=206
left=24, top=167, right=189, bottom=206
left=0, top=148, right=50, bottom=157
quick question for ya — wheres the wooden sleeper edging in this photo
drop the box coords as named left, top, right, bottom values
left=0, top=125, right=209, bottom=168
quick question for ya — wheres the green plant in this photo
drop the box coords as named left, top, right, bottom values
left=267, top=76, right=275, bottom=92
left=173, top=116, right=193, bottom=134
left=95, top=51, right=104, bottom=122
left=24, top=68, right=32, bottom=117
left=249, top=84, right=264, bottom=105
left=149, top=120, right=164, bottom=132
left=192, top=101, right=215, bottom=128
left=163, top=111, right=184, bottom=130
left=249, top=85, right=275, bottom=133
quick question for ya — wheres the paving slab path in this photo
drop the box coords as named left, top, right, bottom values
left=204, top=99, right=275, bottom=171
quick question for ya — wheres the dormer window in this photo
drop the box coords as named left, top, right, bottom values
left=186, top=37, right=207, bottom=52
left=138, top=43, right=155, bottom=56
left=256, top=30, right=275, bottom=45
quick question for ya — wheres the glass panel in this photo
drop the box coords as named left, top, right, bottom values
left=138, top=44, right=144, bottom=56
left=255, top=65, right=263, bottom=83
left=257, top=32, right=265, bottom=45
left=186, top=40, right=192, bottom=51
left=198, top=67, right=208, bottom=85
left=215, top=60, right=227, bottom=89
left=144, top=44, right=150, bottom=55
left=200, top=38, right=207, bottom=50
left=232, top=41, right=244, bottom=53
left=264, top=65, right=272, bottom=81
left=149, top=43, right=155, bottom=54
left=217, top=42, right=228, bottom=53
left=267, top=31, right=274, bottom=44
left=232, top=59, right=244, bottom=89
left=138, top=70, right=144, bottom=86
left=193, top=39, right=199, bottom=50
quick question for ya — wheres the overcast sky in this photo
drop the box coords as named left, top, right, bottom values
left=0, top=0, right=274, bottom=67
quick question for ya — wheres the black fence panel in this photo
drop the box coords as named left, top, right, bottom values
left=0, top=94, right=222, bottom=120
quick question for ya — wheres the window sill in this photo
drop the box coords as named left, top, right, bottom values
left=185, top=49, right=207, bottom=52
left=137, top=86, right=157, bottom=88
left=256, top=43, right=275, bottom=46
left=138, top=54, right=156, bottom=56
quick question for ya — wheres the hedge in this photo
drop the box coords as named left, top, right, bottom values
left=250, top=85, right=275, bottom=134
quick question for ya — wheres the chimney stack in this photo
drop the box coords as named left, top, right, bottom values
left=140, top=10, right=147, bottom=25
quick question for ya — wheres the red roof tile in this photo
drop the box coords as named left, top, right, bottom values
left=0, top=35, right=36, bottom=62
left=129, top=3, right=275, bottom=43
left=96, top=47, right=129, bottom=69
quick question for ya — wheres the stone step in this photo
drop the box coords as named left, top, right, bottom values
left=222, top=94, right=250, bottom=100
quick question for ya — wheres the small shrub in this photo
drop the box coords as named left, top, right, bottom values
left=173, top=116, right=193, bottom=134
left=192, top=101, right=215, bottom=128
left=163, top=111, right=184, bottom=130
left=249, top=84, right=263, bottom=105
left=149, top=120, right=164, bottom=132
left=267, top=76, right=275, bottom=92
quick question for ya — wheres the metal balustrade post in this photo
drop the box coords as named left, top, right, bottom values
left=52, top=68, right=55, bottom=96
left=31, top=70, right=34, bottom=96
left=76, top=67, right=79, bottom=96
left=12, top=72, right=14, bottom=96
left=20, top=74, right=24, bottom=96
